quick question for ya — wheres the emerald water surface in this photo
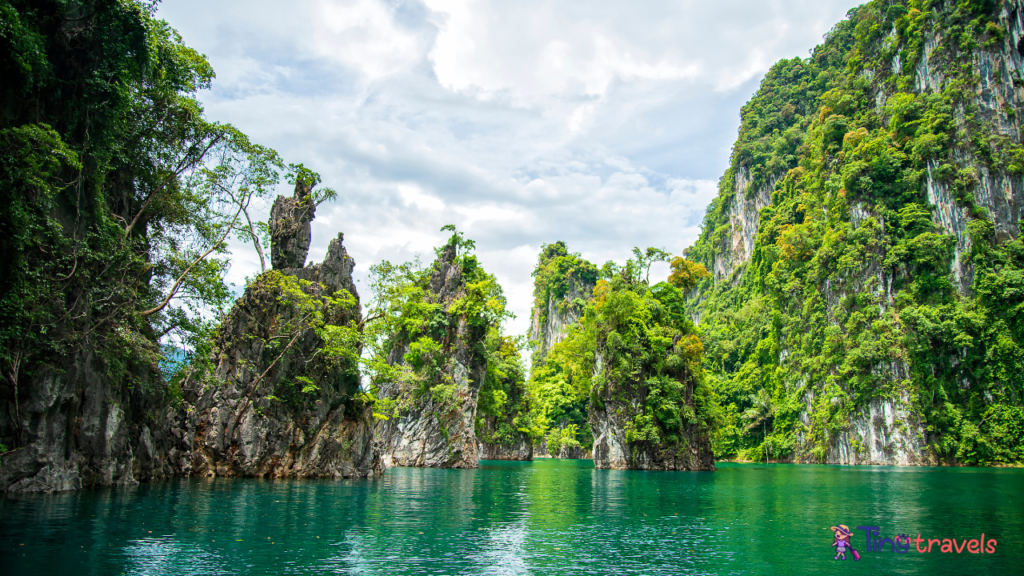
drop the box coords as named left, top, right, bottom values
left=2, top=460, right=1021, bottom=575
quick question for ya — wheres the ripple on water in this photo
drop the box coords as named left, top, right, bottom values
left=0, top=461, right=1022, bottom=575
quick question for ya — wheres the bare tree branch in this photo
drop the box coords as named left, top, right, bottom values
left=139, top=205, right=242, bottom=317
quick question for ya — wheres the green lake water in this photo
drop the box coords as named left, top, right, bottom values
left=1, top=460, right=1022, bottom=575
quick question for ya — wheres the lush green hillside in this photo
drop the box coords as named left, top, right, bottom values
left=686, top=0, right=1024, bottom=465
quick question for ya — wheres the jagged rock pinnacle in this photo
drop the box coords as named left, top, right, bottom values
left=270, top=181, right=316, bottom=270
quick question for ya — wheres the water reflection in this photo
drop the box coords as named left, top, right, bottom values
left=1, top=461, right=1022, bottom=575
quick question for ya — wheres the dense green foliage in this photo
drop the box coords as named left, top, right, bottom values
left=475, top=332, right=533, bottom=448
left=365, top=227, right=520, bottom=433
left=527, top=245, right=716, bottom=455
left=0, top=0, right=318, bottom=450
left=686, top=0, right=1024, bottom=464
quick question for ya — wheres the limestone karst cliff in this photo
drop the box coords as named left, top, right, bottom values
left=685, top=0, right=1024, bottom=466
left=173, top=183, right=380, bottom=479
left=529, top=242, right=599, bottom=362
left=373, top=238, right=494, bottom=468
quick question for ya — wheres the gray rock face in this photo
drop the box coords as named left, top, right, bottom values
left=270, top=182, right=316, bottom=270
left=529, top=276, right=594, bottom=362
left=374, top=242, right=487, bottom=469
left=174, top=228, right=380, bottom=479
left=709, top=167, right=778, bottom=284
left=0, top=344, right=178, bottom=493
left=821, top=394, right=932, bottom=466
left=478, top=435, right=533, bottom=460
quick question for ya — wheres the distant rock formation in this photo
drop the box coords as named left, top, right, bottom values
left=374, top=241, right=487, bottom=468
left=528, top=241, right=597, bottom=363
left=478, top=437, right=533, bottom=460
left=533, top=441, right=589, bottom=460
left=173, top=182, right=380, bottom=479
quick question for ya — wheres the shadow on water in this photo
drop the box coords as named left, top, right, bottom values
left=1, top=461, right=1021, bottom=575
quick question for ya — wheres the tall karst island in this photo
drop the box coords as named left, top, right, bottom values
left=526, top=242, right=717, bottom=470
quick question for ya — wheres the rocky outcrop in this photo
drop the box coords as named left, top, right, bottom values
left=374, top=241, right=487, bottom=468
left=270, top=181, right=316, bottom=270
left=0, top=347, right=177, bottom=493
left=172, top=182, right=379, bottom=480
left=589, top=335, right=715, bottom=471
left=478, top=435, right=533, bottom=460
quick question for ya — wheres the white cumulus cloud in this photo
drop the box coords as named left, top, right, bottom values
left=158, top=0, right=859, bottom=336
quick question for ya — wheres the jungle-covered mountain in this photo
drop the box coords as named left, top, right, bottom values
left=685, top=0, right=1024, bottom=466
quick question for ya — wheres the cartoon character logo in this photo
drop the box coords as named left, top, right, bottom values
left=830, top=524, right=861, bottom=561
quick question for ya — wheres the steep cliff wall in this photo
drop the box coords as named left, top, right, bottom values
left=686, top=0, right=1024, bottom=466
left=173, top=185, right=379, bottom=479
left=709, top=167, right=779, bottom=284
left=373, top=241, right=489, bottom=468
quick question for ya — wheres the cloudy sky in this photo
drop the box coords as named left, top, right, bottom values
left=158, top=0, right=858, bottom=337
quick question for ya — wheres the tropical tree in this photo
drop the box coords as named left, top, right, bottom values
left=742, top=388, right=777, bottom=462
